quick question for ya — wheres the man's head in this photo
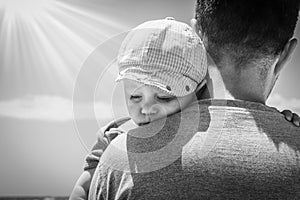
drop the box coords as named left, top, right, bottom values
left=116, top=17, right=207, bottom=125
left=193, top=0, right=299, bottom=102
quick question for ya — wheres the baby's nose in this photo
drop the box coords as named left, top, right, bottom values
left=141, top=103, right=159, bottom=115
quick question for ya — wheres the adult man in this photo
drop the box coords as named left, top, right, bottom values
left=89, top=0, right=300, bottom=199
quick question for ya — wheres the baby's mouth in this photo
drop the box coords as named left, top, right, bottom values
left=138, top=121, right=151, bottom=126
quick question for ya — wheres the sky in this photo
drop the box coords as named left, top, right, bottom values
left=0, top=0, right=299, bottom=196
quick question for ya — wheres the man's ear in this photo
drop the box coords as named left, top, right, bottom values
left=274, top=38, right=297, bottom=75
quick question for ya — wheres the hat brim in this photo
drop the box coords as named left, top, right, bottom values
left=116, top=70, right=198, bottom=97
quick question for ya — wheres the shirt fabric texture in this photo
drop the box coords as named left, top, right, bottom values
left=88, top=99, right=300, bottom=200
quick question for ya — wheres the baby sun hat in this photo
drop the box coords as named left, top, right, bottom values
left=116, top=17, right=207, bottom=97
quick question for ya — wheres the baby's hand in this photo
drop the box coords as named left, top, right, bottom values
left=101, top=117, right=131, bottom=143
left=105, top=128, right=125, bottom=143
left=281, top=110, right=300, bottom=127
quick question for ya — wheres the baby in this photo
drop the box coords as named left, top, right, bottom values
left=69, top=17, right=299, bottom=200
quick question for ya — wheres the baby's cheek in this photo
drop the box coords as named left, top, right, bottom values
left=127, top=105, right=141, bottom=120
left=126, top=102, right=136, bottom=112
left=167, top=102, right=182, bottom=114
left=157, top=105, right=177, bottom=117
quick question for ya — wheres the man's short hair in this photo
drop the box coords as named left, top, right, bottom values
left=195, top=0, right=300, bottom=67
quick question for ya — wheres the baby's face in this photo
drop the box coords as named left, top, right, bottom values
left=123, top=79, right=196, bottom=126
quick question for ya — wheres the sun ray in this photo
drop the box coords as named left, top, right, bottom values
left=0, top=0, right=130, bottom=99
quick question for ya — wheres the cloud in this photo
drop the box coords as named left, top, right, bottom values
left=0, top=95, right=120, bottom=121
left=267, top=93, right=300, bottom=114
left=2, top=93, right=297, bottom=121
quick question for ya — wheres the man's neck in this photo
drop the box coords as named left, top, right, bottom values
left=206, top=64, right=267, bottom=104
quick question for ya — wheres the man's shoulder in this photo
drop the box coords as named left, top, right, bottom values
left=184, top=99, right=300, bottom=146
left=220, top=99, right=299, bottom=132
left=200, top=99, right=300, bottom=154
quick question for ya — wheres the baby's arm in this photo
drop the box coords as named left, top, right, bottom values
left=69, top=169, right=95, bottom=200
left=281, top=109, right=300, bottom=127
left=69, top=117, right=130, bottom=200
left=69, top=136, right=107, bottom=200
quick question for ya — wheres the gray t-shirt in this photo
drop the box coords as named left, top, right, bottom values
left=89, top=99, right=300, bottom=200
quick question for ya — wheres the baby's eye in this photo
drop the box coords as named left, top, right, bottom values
left=130, top=95, right=142, bottom=102
left=156, top=96, right=176, bottom=103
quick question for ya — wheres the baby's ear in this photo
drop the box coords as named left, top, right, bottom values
left=190, top=18, right=198, bottom=33
left=190, top=18, right=203, bottom=40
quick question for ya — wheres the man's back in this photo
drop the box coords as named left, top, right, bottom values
left=89, top=100, right=300, bottom=200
